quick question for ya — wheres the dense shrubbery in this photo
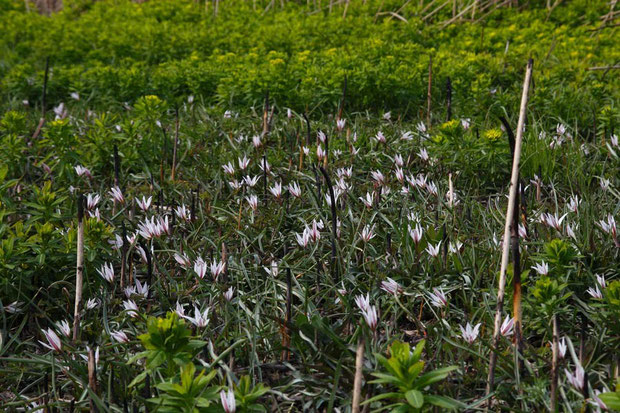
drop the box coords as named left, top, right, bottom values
left=1, top=0, right=618, bottom=126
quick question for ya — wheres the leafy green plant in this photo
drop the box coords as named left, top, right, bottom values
left=364, top=340, right=462, bottom=411
left=233, top=375, right=270, bottom=413
left=131, top=312, right=206, bottom=380
left=150, top=362, right=220, bottom=413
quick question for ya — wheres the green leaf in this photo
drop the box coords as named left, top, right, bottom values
left=598, top=391, right=620, bottom=410
left=405, top=389, right=424, bottom=408
left=415, top=366, right=458, bottom=387
left=424, top=395, right=464, bottom=409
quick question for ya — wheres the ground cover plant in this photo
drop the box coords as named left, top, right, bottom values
left=0, top=0, right=619, bottom=412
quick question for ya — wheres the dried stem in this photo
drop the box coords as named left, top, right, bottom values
left=486, top=58, right=533, bottom=398
left=352, top=336, right=365, bottom=413
left=72, top=194, right=85, bottom=342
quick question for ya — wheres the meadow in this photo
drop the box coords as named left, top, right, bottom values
left=0, top=0, right=619, bottom=412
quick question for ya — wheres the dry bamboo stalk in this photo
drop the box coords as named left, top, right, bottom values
left=72, top=194, right=85, bottom=342
left=88, top=348, right=98, bottom=412
left=485, top=58, right=533, bottom=398
left=550, top=314, right=559, bottom=412
left=352, top=337, right=365, bottom=413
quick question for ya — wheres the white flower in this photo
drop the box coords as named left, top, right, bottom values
left=5, top=301, right=22, bottom=313
left=428, top=288, right=447, bottom=308
left=401, top=131, right=414, bottom=141
left=380, top=278, right=402, bottom=295
left=418, top=148, right=429, bottom=161
left=500, top=315, right=515, bottom=337
left=567, top=195, right=580, bottom=213
left=194, top=257, right=208, bottom=279
left=70, top=92, right=80, bottom=101
left=361, top=305, right=378, bottom=330
left=287, top=108, right=293, bottom=119
left=336, top=119, right=346, bottom=131
left=610, top=134, right=618, bottom=148
left=223, top=287, right=234, bottom=302
left=289, top=181, right=301, bottom=198
left=238, top=155, right=250, bottom=170
left=461, top=118, right=471, bottom=130
left=587, top=286, right=603, bottom=299
left=317, top=145, right=326, bottom=161
left=425, top=242, right=441, bottom=257
left=86, top=298, right=100, bottom=310
left=182, top=306, right=210, bottom=328
left=260, top=158, right=271, bottom=174
left=295, top=230, right=310, bottom=247
left=264, top=261, right=279, bottom=277
left=175, top=204, right=191, bottom=221
left=600, top=178, right=610, bottom=191
left=564, top=364, right=585, bottom=390
left=371, top=170, right=385, bottom=186
left=408, top=224, right=424, bottom=244
left=374, top=131, right=386, bottom=144
left=596, top=274, right=606, bottom=289
left=187, top=95, right=194, bottom=104
left=175, top=301, right=186, bottom=317
left=394, top=154, right=404, bottom=167
left=111, top=330, right=130, bottom=343
left=109, top=187, right=124, bottom=203
left=246, top=194, right=258, bottom=210
left=269, top=182, right=283, bottom=199
left=222, top=162, right=235, bottom=175
left=252, top=135, right=262, bottom=148
left=354, top=294, right=371, bottom=312
left=123, top=300, right=139, bottom=318
left=174, top=252, right=191, bottom=268
left=518, top=224, right=527, bottom=239
left=558, top=337, right=567, bottom=358
left=359, top=192, right=374, bottom=208
left=540, top=212, right=567, bottom=231
left=135, top=278, right=149, bottom=298
left=56, top=320, right=71, bottom=338
left=136, top=196, right=152, bottom=212
left=74, top=165, right=92, bottom=178
left=109, top=234, right=124, bottom=250
left=532, top=261, right=549, bottom=276
left=243, top=175, right=260, bottom=188
left=360, top=225, right=376, bottom=243
left=39, top=328, right=62, bottom=352
left=97, top=262, right=115, bottom=283
left=383, top=111, right=391, bottom=121
left=220, top=389, right=236, bottom=413
left=317, top=130, right=326, bottom=143
left=229, top=180, right=242, bottom=190
left=460, top=322, right=481, bottom=344
left=210, top=259, right=226, bottom=280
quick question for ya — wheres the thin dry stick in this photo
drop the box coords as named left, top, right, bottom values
left=88, top=348, right=98, bottom=412
left=426, top=56, right=432, bottom=129
left=485, top=58, right=533, bottom=398
left=72, top=194, right=85, bottom=342
left=171, top=108, right=179, bottom=182
left=352, top=337, right=365, bottom=413
left=550, top=314, right=559, bottom=412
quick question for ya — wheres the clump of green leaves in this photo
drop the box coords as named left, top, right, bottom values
left=364, top=340, right=462, bottom=411
left=150, top=362, right=219, bottom=413
left=131, top=312, right=206, bottom=380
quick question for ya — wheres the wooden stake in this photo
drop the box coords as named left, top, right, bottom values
left=550, top=314, right=559, bottom=412
left=73, top=194, right=85, bottom=342
left=352, top=337, right=365, bottom=413
left=486, top=59, right=533, bottom=398
left=88, top=348, right=98, bottom=412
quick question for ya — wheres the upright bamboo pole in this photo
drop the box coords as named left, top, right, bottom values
left=485, top=59, right=533, bottom=397
left=351, top=337, right=365, bottom=413
left=72, top=194, right=85, bottom=342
